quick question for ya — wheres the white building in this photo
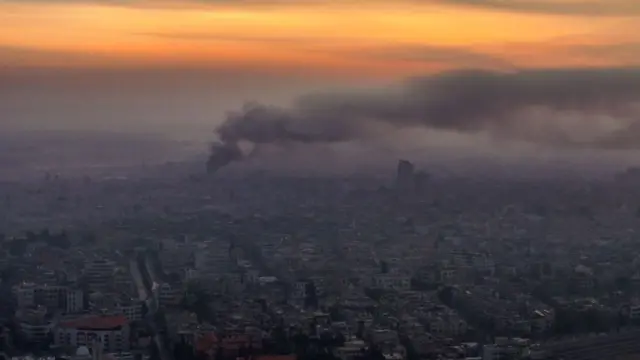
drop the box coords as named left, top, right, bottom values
left=55, top=315, right=131, bottom=353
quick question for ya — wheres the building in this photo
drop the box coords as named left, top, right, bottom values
left=628, top=302, right=640, bottom=320
left=370, top=274, right=411, bottom=291
left=14, top=283, right=83, bottom=314
left=84, top=259, right=116, bottom=291
left=195, top=332, right=263, bottom=359
left=337, top=339, right=368, bottom=360
left=541, top=329, right=640, bottom=360
left=14, top=283, right=37, bottom=308
left=396, top=160, right=415, bottom=192
left=19, top=318, right=53, bottom=344
left=482, top=338, right=530, bottom=360
left=85, top=259, right=116, bottom=278
left=413, top=171, right=430, bottom=194
left=154, top=283, right=183, bottom=308
left=117, top=302, right=143, bottom=322
left=67, top=289, right=85, bottom=314
left=16, top=305, right=52, bottom=343
left=15, top=283, right=65, bottom=309
left=55, top=315, right=131, bottom=353
left=194, top=241, right=234, bottom=277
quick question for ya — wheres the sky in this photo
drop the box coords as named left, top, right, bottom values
left=2, top=0, right=639, bottom=75
left=1, top=0, right=639, bottom=152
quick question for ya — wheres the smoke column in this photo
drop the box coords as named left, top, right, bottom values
left=207, top=68, right=640, bottom=173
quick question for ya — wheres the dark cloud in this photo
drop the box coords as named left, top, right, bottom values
left=569, top=42, right=640, bottom=60
left=436, top=0, right=640, bottom=16
left=207, top=67, right=640, bottom=172
left=8, top=0, right=640, bottom=15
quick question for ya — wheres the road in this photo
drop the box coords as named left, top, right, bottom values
left=131, top=253, right=173, bottom=360
left=129, top=259, right=148, bottom=302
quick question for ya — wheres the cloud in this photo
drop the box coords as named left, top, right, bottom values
left=138, top=31, right=326, bottom=44
left=140, top=31, right=514, bottom=69
left=0, top=46, right=114, bottom=67
left=207, top=67, right=640, bottom=172
left=570, top=42, right=640, bottom=59
left=6, top=0, right=640, bottom=15
left=435, top=0, right=640, bottom=16
left=357, top=45, right=513, bottom=69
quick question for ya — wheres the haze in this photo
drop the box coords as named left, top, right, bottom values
left=2, top=0, right=640, bottom=174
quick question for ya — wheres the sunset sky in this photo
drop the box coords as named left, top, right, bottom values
left=1, top=0, right=639, bottom=138
left=2, top=0, right=639, bottom=76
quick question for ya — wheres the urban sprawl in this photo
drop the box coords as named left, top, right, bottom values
left=3, top=162, right=640, bottom=360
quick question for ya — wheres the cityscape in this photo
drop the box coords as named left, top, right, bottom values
left=3, top=160, right=640, bottom=360
left=2, top=0, right=640, bottom=359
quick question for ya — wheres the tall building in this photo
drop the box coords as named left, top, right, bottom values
left=414, top=171, right=430, bottom=195
left=396, top=160, right=415, bottom=192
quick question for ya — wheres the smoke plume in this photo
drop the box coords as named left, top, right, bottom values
left=207, top=68, right=640, bottom=173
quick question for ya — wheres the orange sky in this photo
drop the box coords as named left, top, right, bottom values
left=1, top=0, right=639, bottom=77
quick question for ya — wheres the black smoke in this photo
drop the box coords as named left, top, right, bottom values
left=206, top=141, right=244, bottom=174
left=207, top=67, right=640, bottom=173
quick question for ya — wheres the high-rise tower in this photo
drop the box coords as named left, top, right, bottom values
left=396, top=159, right=415, bottom=192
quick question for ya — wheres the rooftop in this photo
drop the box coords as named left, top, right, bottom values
left=59, top=315, right=128, bottom=330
